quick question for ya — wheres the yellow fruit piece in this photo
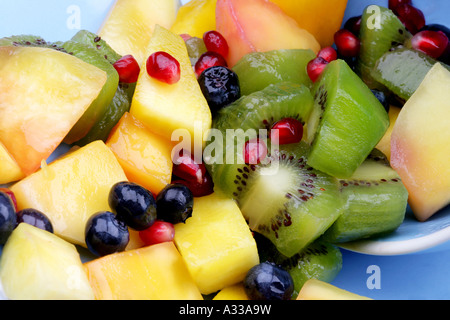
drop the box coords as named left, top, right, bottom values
left=98, top=0, right=180, bottom=65
left=297, top=279, right=372, bottom=300
left=0, top=223, right=95, bottom=300
left=84, top=242, right=203, bottom=300
left=171, top=0, right=218, bottom=38
left=375, top=105, right=401, bottom=161
left=213, top=283, right=249, bottom=300
left=106, top=112, right=174, bottom=196
left=270, top=0, right=349, bottom=48
left=0, top=141, right=24, bottom=184
left=10, top=141, right=128, bottom=247
left=130, top=25, right=211, bottom=151
left=174, top=193, right=259, bottom=295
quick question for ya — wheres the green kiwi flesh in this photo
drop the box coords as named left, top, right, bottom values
left=232, top=49, right=316, bottom=96
left=321, top=150, right=408, bottom=243
left=305, top=59, right=389, bottom=179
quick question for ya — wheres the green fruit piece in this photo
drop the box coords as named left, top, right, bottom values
left=356, top=5, right=411, bottom=88
left=237, top=142, right=344, bottom=257
left=321, top=149, right=408, bottom=243
left=370, top=47, right=450, bottom=102
left=71, top=30, right=122, bottom=64
left=206, top=82, right=314, bottom=198
left=305, top=59, right=389, bottom=179
left=185, top=36, right=207, bottom=66
left=233, top=49, right=315, bottom=96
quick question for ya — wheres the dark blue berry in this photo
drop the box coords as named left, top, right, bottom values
left=198, top=66, right=240, bottom=117
left=109, top=182, right=157, bottom=231
left=16, top=208, right=53, bottom=233
left=371, top=89, right=390, bottom=112
left=244, top=262, right=294, bottom=300
left=85, top=211, right=129, bottom=257
left=0, top=191, right=16, bottom=244
left=156, top=184, right=193, bottom=224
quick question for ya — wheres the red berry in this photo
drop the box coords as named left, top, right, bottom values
left=203, top=31, right=229, bottom=58
left=334, top=29, right=361, bottom=58
left=244, top=139, right=267, bottom=165
left=396, top=4, right=425, bottom=34
left=139, top=220, right=175, bottom=246
left=307, top=57, right=329, bottom=83
left=270, top=118, right=304, bottom=145
left=146, top=51, right=181, bottom=84
left=344, top=15, right=362, bottom=36
left=172, top=150, right=207, bottom=184
left=113, top=55, right=141, bottom=83
left=411, top=30, right=449, bottom=59
left=194, top=51, right=228, bottom=77
left=172, top=175, right=214, bottom=197
left=317, top=47, right=338, bottom=63
left=388, top=0, right=412, bottom=14
left=0, top=188, right=17, bottom=212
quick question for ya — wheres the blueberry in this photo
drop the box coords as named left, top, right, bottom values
left=109, top=182, right=157, bottom=231
left=0, top=191, right=16, bottom=244
left=16, top=208, right=53, bottom=233
left=198, top=66, right=240, bottom=116
left=85, top=211, right=129, bottom=257
left=371, top=89, right=390, bottom=113
left=156, top=184, right=194, bottom=224
left=244, top=262, right=294, bottom=300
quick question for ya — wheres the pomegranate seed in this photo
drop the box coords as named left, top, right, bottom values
left=411, top=30, right=449, bottom=59
left=396, top=4, right=425, bottom=34
left=203, top=31, right=229, bottom=58
left=146, top=51, right=181, bottom=84
left=270, top=118, right=304, bottom=145
left=194, top=51, right=228, bottom=77
left=244, top=138, right=267, bottom=165
left=0, top=188, right=17, bottom=212
left=307, top=57, right=329, bottom=83
left=388, top=0, right=412, bottom=14
left=334, top=29, right=361, bottom=58
left=344, top=15, right=362, bottom=36
left=113, top=55, right=141, bottom=83
left=172, top=175, right=214, bottom=197
left=172, top=150, right=206, bottom=184
left=317, top=47, right=338, bottom=63
left=139, top=220, right=175, bottom=246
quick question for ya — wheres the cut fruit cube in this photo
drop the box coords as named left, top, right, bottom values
left=174, top=193, right=259, bottom=295
left=10, top=141, right=128, bottom=247
left=213, top=283, right=249, bottom=300
left=0, top=223, right=94, bottom=300
left=297, top=279, right=372, bottom=300
left=171, top=0, right=218, bottom=38
left=130, top=25, right=211, bottom=151
left=390, top=63, right=450, bottom=221
left=375, top=105, right=402, bottom=161
left=98, top=0, right=180, bottom=65
left=84, top=242, right=203, bottom=300
left=0, top=141, right=24, bottom=184
left=106, top=112, right=174, bottom=196
left=0, top=46, right=107, bottom=176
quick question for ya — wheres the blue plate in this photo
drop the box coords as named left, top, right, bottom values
left=0, top=0, right=449, bottom=300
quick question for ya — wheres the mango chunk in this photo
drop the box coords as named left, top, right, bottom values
left=297, top=279, right=372, bottom=300
left=171, top=0, right=218, bottom=38
left=0, top=223, right=94, bottom=300
left=174, top=193, right=259, bottom=295
left=0, top=141, right=24, bottom=184
left=84, top=242, right=203, bottom=300
left=10, top=141, right=127, bottom=247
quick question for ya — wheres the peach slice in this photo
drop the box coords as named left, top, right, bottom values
left=216, top=0, right=320, bottom=67
left=390, top=63, right=450, bottom=221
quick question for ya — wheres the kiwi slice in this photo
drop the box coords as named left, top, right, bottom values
left=370, top=47, right=450, bottom=102
left=356, top=5, right=411, bottom=89
left=305, top=59, right=389, bottom=179
left=321, top=149, right=408, bottom=243
left=71, top=30, right=122, bottom=64
left=232, top=49, right=316, bottom=96
left=255, top=233, right=342, bottom=299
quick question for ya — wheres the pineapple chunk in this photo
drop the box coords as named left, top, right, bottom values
left=174, top=193, right=260, bottom=295
left=84, top=242, right=203, bottom=300
left=0, top=141, right=24, bottom=184
left=0, top=223, right=94, bottom=300
left=98, top=0, right=180, bottom=65
left=297, top=279, right=372, bottom=300
left=213, top=283, right=249, bottom=300
left=171, top=0, right=218, bottom=38
left=130, top=24, right=211, bottom=151
left=10, top=141, right=128, bottom=247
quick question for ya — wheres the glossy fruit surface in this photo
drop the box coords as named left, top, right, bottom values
left=0, top=188, right=17, bottom=212
left=172, top=150, right=207, bottom=184
left=85, top=211, right=130, bottom=257
left=343, top=15, right=361, bottom=36
left=172, top=174, right=214, bottom=197
left=108, top=181, right=157, bottom=231
left=139, top=220, right=175, bottom=246
left=113, top=55, right=141, bottom=83
left=307, top=57, right=329, bottom=83
left=270, top=118, right=304, bottom=145
left=194, top=51, right=228, bottom=77
left=317, top=47, right=338, bottom=63
left=244, top=138, right=268, bottom=165
left=146, top=51, right=181, bottom=84
left=203, top=30, right=229, bottom=58
left=16, top=208, right=53, bottom=233
left=334, top=29, right=361, bottom=57
left=388, top=0, right=412, bottom=13
left=156, top=184, right=194, bottom=224
left=411, top=30, right=449, bottom=59
left=0, top=191, right=16, bottom=244
left=396, top=4, right=425, bottom=34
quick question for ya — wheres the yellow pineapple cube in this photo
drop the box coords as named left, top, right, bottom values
left=171, top=0, right=218, bottom=38
left=0, top=223, right=94, bottom=300
left=99, top=0, right=180, bottom=65
left=213, top=283, right=249, bottom=300
left=0, top=141, right=24, bottom=184
left=297, top=279, right=372, bottom=300
left=84, top=242, right=203, bottom=300
left=174, top=193, right=260, bottom=295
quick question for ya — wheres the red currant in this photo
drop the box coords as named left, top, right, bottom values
left=334, top=29, right=361, bottom=58
left=307, top=57, right=329, bottom=83
left=146, top=51, right=181, bottom=84
left=139, top=220, right=175, bottom=246
left=113, top=55, right=141, bottom=83
left=396, top=4, right=425, bottom=34
left=270, top=118, right=304, bottom=145
left=317, top=47, right=338, bottom=63
left=411, top=30, right=449, bottom=59
left=244, top=139, right=267, bottom=165
left=194, top=51, right=228, bottom=77
left=203, top=30, right=229, bottom=58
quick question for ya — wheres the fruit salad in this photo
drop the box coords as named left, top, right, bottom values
left=0, top=0, right=449, bottom=301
